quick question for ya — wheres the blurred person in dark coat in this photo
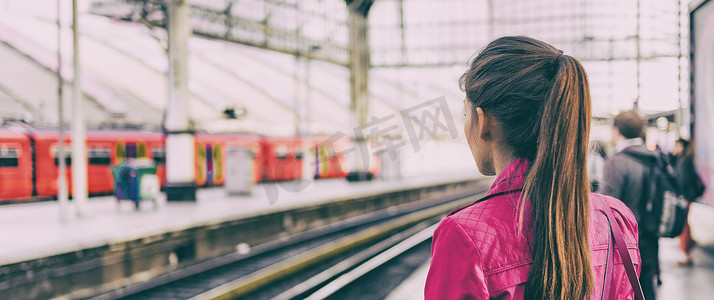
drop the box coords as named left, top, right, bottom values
left=601, top=111, right=660, bottom=300
left=671, top=138, right=706, bottom=266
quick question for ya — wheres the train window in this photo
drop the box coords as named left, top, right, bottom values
left=276, top=146, right=288, bottom=160
left=151, top=148, right=165, bottom=163
left=54, top=157, right=72, bottom=166
left=0, top=148, right=19, bottom=167
left=295, top=148, right=304, bottom=160
left=88, top=148, right=111, bottom=165
left=52, top=148, right=72, bottom=166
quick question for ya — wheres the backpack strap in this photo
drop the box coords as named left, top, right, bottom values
left=447, top=189, right=521, bottom=216
left=596, top=196, right=645, bottom=300
left=622, top=151, right=681, bottom=192
left=602, top=213, right=615, bottom=300
left=621, top=151, right=668, bottom=218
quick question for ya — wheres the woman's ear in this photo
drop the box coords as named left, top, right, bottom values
left=475, top=107, right=490, bottom=141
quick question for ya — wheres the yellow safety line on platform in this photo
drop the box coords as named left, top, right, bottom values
left=189, top=193, right=481, bottom=300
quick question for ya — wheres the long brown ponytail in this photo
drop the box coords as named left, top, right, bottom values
left=460, top=36, right=593, bottom=299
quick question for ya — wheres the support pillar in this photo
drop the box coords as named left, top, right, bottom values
left=57, top=0, right=69, bottom=220
left=165, top=0, right=196, bottom=201
left=346, top=0, right=374, bottom=182
left=301, top=54, right=314, bottom=181
left=71, top=0, right=87, bottom=216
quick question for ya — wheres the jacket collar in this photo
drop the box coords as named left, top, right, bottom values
left=485, top=158, right=530, bottom=197
left=447, top=158, right=531, bottom=217
left=615, top=137, right=643, bottom=153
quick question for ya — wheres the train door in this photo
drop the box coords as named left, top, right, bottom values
left=316, top=144, right=329, bottom=178
left=52, top=143, right=73, bottom=196
left=150, top=146, right=166, bottom=187
left=87, top=145, right=113, bottom=194
left=196, top=142, right=224, bottom=186
left=116, top=141, right=148, bottom=161
left=196, top=143, right=206, bottom=186
left=0, top=143, right=32, bottom=200
left=212, top=143, right=224, bottom=185
left=126, top=143, right=137, bottom=159
left=206, top=145, right=214, bottom=186
left=275, top=144, right=288, bottom=180
left=115, top=141, right=133, bottom=162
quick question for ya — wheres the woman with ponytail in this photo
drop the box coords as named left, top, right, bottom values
left=425, top=36, right=642, bottom=299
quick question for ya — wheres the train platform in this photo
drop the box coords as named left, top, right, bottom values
left=387, top=203, right=714, bottom=299
left=0, top=171, right=484, bottom=299
left=0, top=171, right=479, bottom=266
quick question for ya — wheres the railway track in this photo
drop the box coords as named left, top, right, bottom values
left=267, top=221, right=437, bottom=300
left=89, top=183, right=490, bottom=300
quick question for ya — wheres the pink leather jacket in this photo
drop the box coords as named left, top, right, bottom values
left=425, top=159, right=641, bottom=299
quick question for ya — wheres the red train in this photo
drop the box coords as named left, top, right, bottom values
left=0, top=125, right=378, bottom=202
